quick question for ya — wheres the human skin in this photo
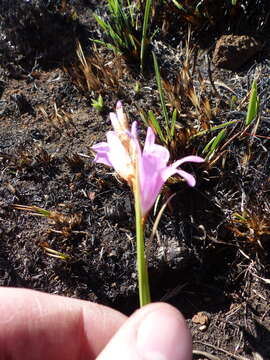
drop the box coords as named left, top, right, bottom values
left=0, top=287, right=192, bottom=360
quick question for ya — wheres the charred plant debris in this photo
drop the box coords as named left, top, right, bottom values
left=0, top=0, right=90, bottom=70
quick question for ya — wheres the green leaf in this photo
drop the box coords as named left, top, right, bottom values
left=210, top=129, right=226, bottom=154
left=203, top=129, right=227, bottom=158
left=191, top=119, right=239, bottom=139
left=202, top=136, right=216, bottom=154
left=152, top=52, right=170, bottom=140
left=148, top=110, right=166, bottom=143
left=170, top=109, right=177, bottom=137
left=139, top=109, right=150, bottom=128
left=245, top=80, right=258, bottom=126
left=94, top=14, right=108, bottom=32
left=140, top=0, right=152, bottom=72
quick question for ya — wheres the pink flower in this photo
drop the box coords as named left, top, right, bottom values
left=92, top=102, right=204, bottom=217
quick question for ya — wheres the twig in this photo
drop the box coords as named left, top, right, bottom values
left=194, top=341, right=250, bottom=360
left=193, top=349, right=221, bottom=360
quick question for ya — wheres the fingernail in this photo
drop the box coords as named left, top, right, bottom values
left=137, top=308, right=190, bottom=360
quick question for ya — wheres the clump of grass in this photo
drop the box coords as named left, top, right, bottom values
left=0, top=144, right=57, bottom=173
left=65, top=42, right=126, bottom=95
left=161, top=40, right=213, bottom=131
left=94, top=0, right=153, bottom=71
left=200, top=79, right=259, bottom=164
left=140, top=37, right=214, bottom=161
left=39, top=242, right=71, bottom=261
left=13, top=205, right=82, bottom=238
left=228, top=209, right=270, bottom=248
left=38, top=103, right=76, bottom=133
left=141, top=35, right=260, bottom=174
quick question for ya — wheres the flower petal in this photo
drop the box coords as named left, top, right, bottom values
left=139, top=145, right=170, bottom=215
left=110, top=112, right=118, bottom=131
left=110, top=101, right=129, bottom=134
left=91, top=142, right=112, bottom=167
left=140, top=157, right=165, bottom=216
left=172, top=155, right=204, bottom=168
left=161, top=155, right=204, bottom=187
left=131, top=121, right=138, bottom=138
left=92, top=103, right=204, bottom=218
left=116, top=100, right=124, bottom=120
left=143, top=126, right=156, bottom=152
left=174, top=169, right=196, bottom=187
left=106, top=131, right=134, bottom=180
left=143, top=127, right=170, bottom=168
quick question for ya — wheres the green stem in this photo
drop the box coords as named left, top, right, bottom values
left=134, top=161, right=151, bottom=307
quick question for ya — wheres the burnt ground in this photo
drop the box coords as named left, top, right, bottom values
left=0, top=1, right=270, bottom=359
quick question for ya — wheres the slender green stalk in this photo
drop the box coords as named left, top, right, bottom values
left=245, top=80, right=258, bottom=126
left=140, top=0, right=152, bottom=72
left=134, top=156, right=151, bottom=307
left=152, top=51, right=170, bottom=140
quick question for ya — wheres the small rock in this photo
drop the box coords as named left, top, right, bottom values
left=212, top=35, right=263, bottom=70
left=199, top=325, right=208, bottom=331
left=192, top=311, right=210, bottom=325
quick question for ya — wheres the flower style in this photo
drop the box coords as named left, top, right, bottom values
left=92, top=101, right=204, bottom=217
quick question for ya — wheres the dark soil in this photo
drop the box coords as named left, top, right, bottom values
left=0, top=1, right=270, bottom=359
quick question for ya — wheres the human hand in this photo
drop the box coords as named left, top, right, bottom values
left=0, top=287, right=192, bottom=359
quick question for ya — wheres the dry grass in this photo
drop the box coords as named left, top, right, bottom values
left=65, top=42, right=126, bottom=95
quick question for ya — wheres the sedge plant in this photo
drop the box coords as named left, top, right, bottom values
left=94, top=0, right=153, bottom=71
left=12, top=205, right=77, bottom=260
left=91, top=101, right=204, bottom=306
left=198, top=79, right=259, bottom=161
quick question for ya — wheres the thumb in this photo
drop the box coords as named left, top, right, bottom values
left=97, top=302, right=192, bottom=360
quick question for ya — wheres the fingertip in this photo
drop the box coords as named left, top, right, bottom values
left=137, top=303, right=192, bottom=360
left=97, top=302, right=192, bottom=360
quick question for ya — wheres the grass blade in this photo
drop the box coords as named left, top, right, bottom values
left=245, top=80, right=258, bottom=126
left=171, top=0, right=186, bottom=12
left=140, top=0, right=152, bottom=72
left=170, top=108, right=177, bottom=138
left=148, top=110, right=166, bottom=143
left=202, top=136, right=216, bottom=155
left=203, top=129, right=227, bottom=159
left=191, top=119, right=239, bottom=139
left=152, top=51, right=170, bottom=140
left=139, top=109, right=150, bottom=128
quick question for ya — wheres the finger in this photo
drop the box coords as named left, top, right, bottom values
left=97, top=302, right=192, bottom=360
left=0, top=287, right=127, bottom=360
